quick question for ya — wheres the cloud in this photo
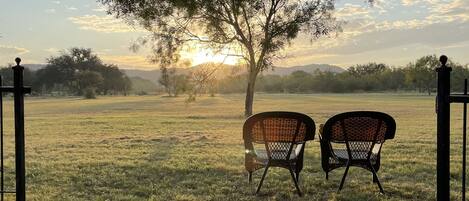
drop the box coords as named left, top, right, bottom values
left=66, top=6, right=78, bottom=11
left=100, top=55, right=156, bottom=69
left=0, top=45, right=30, bottom=55
left=401, top=0, right=420, bottom=6
left=68, top=15, right=144, bottom=33
left=51, top=1, right=60, bottom=4
left=427, top=0, right=469, bottom=23
left=44, top=9, right=56, bottom=13
left=335, top=4, right=372, bottom=20
left=44, top=48, right=60, bottom=54
left=92, top=6, right=107, bottom=12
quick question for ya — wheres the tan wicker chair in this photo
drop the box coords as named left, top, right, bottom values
left=243, top=111, right=315, bottom=196
left=319, top=111, right=396, bottom=193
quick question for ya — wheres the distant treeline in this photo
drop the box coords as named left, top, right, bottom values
left=159, top=55, right=469, bottom=97
left=2, top=52, right=468, bottom=98
left=219, top=55, right=469, bottom=95
left=0, top=48, right=131, bottom=98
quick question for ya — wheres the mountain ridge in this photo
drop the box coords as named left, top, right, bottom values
left=20, top=63, right=345, bottom=84
left=123, top=63, right=345, bottom=84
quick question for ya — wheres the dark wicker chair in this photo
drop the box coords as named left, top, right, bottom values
left=243, top=111, right=315, bottom=196
left=319, top=111, right=396, bottom=193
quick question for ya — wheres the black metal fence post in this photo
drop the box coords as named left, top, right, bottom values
left=12, top=58, right=26, bottom=201
left=436, top=55, right=451, bottom=201
left=0, top=76, right=4, bottom=201
left=463, top=79, right=467, bottom=201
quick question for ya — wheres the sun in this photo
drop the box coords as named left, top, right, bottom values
left=184, top=47, right=239, bottom=66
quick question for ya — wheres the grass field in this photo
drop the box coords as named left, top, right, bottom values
left=0, top=93, right=466, bottom=200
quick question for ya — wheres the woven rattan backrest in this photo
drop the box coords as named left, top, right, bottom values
left=243, top=112, right=315, bottom=144
left=323, top=111, right=396, bottom=143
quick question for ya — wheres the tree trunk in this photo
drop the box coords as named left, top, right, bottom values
left=244, top=72, right=257, bottom=117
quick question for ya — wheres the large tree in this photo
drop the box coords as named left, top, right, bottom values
left=100, top=0, right=369, bottom=116
left=35, top=48, right=131, bottom=96
left=405, top=55, right=439, bottom=95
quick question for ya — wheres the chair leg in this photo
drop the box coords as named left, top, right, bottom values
left=248, top=172, right=252, bottom=184
left=295, top=171, right=300, bottom=183
left=373, top=173, right=378, bottom=183
left=326, top=171, right=329, bottom=180
left=256, top=165, right=270, bottom=194
left=369, top=164, right=385, bottom=194
left=288, top=166, right=303, bottom=196
left=338, top=162, right=350, bottom=192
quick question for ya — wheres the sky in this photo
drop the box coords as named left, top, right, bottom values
left=0, top=0, right=468, bottom=70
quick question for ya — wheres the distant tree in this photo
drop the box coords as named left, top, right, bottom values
left=35, top=48, right=131, bottom=97
left=256, top=74, right=284, bottom=93
left=379, top=68, right=406, bottom=91
left=188, top=64, right=218, bottom=100
left=97, top=64, right=131, bottom=95
left=0, top=65, right=35, bottom=87
left=405, top=55, right=439, bottom=95
left=158, top=66, right=174, bottom=96
left=75, top=71, right=104, bottom=97
left=217, top=73, right=247, bottom=94
left=172, top=74, right=190, bottom=97
left=347, top=63, right=387, bottom=77
left=448, top=61, right=469, bottom=92
left=284, top=70, right=313, bottom=93
left=99, top=0, right=376, bottom=116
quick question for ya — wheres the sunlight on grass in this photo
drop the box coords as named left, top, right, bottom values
left=3, top=94, right=465, bottom=200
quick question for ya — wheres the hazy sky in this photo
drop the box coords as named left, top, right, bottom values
left=0, top=0, right=468, bottom=69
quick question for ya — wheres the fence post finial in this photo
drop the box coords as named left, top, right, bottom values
left=15, top=58, right=21, bottom=66
left=440, top=55, right=448, bottom=67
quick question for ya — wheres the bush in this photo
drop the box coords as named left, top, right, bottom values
left=136, top=91, right=148, bottom=96
left=83, top=88, right=97, bottom=99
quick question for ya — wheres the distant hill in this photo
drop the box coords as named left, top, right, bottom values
left=123, top=63, right=344, bottom=84
left=18, top=62, right=345, bottom=84
left=123, top=69, right=161, bottom=84
left=129, top=76, right=160, bottom=94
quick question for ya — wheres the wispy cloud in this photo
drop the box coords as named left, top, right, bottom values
left=92, top=6, right=107, bottom=12
left=335, top=3, right=372, bottom=20
left=68, top=15, right=144, bottom=33
left=44, top=8, right=56, bottom=14
left=66, top=6, right=78, bottom=11
left=276, top=0, right=469, bottom=67
left=100, top=55, right=156, bottom=69
left=0, top=45, right=30, bottom=55
left=44, top=47, right=60, bottom=54
left=50, top=1, right=60, bottom=4
left=427, top=0, right=469, bottom=23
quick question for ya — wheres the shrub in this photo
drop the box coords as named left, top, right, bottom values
left=83, top=88, right=97, bottom=99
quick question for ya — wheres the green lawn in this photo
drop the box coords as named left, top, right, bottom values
left=1, top=94, right=466, bottom=200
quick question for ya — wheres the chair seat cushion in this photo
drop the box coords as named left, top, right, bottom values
left=254, top=144, right=303, bottom=163
left=331, top=149, right=378, bottom=163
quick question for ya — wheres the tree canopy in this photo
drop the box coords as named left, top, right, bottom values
left=34, top=48, right=131, bottom=97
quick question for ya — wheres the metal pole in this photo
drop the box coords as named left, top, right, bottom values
left=0, top=76, right=3, bottom=201
left=12, top=58, right=25, bottom=201
left=436, top=55, right=451, bottom=201
left=464, top=78, right=467, bottom=201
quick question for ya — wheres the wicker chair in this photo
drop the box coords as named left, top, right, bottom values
left=319, top=111, right=396, bottom=193
left=243, top=111, right=315, bottom=196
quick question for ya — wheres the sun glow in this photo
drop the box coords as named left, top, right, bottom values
left=183, top=47, right=240, bottom=66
